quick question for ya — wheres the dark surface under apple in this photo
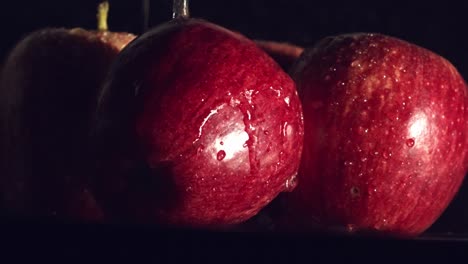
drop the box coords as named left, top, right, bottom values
left=92, top=18, right=304, bottom=228
left=1, top=216, right=468, bottom=262
left=284, top=33, right=468, bottom=237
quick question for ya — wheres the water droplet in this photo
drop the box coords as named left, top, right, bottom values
left=344, top=161, right=353, bottom=166
left=282, top=122, right=293, bottom=137
left=264, top=130, right=270, bottom=135
left=361, top=157, right=368, bottom=162
left=217, top=150, right=226, bottom=161
left=186, top=186, right=193, bottom=192
left=350, top=186, right=360, bottom=198
left=243, top=142, right=248, bottom=148
left=357, top=126, right=364, bottom=135
left=406, top=138, right=415, bottom=147
left=219, top=141, right=224, bottom=145
left=284, top=174, right=298, bottom=191
left=196, top=144, right=205, bottom=153
left=352, top=61, right=362, bottom=68
left=382, top=151, right=392, bottom=159
left=279, top=151, right=285, bottom=160
left=346, top=224, right=357, bottom=232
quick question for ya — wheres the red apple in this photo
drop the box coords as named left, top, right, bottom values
left=255, top=40, right=304, bottom=71
left=284, top=33, right=468, bottom=237
left=92, top=16, right=304, bottom=228
left=0, top=2, right=136, bottom=221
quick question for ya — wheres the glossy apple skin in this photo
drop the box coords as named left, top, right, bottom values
left=285, top=33, right=468, bottom=237
left=92, top=18, right=304, bottom=228
left=0, top=28, right=135, bottom=221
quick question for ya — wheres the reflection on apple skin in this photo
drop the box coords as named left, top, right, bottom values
left=285, top=33, right=468, bottom=237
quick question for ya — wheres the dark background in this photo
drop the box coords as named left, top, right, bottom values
left=2, top=0, right=468, bottom=81
left=0, top=0, right=467, bottom=235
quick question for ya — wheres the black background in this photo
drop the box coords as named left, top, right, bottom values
left=1, top=0, right=468, bottom=252
left=2, top=0, right=468, bottom=81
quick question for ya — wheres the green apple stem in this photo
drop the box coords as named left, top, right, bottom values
left=172, top=0, right=190, bottom=19
left=97, top=1, right=110, bottom=31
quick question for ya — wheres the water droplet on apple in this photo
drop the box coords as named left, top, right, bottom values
left=357, top=126, right=364, bottom=135
left=186, top=186, right=193, bottom=192
left=243, top=142, right=248, bottom=148
left=279, top=151, right=285, bottom=162
left=350, top=186, right=360, bottom=198
left=217, top=150, right=226, bottom=161
left=382, top=151, right=392, bottom=159
left=346, top=224, right=357, bottom=233
left=284, top=174, right=297, bottom=191
left=282, top=122, right=293, bottom=138
left=196, top=144, right=205, bottom=153
left=264, top=130, right=269, bottom=135
left=344, top=161, right=353, bottom=166
left=406, top=138, right=415, bottom=147
left=361, top=157, right=367, bottom=162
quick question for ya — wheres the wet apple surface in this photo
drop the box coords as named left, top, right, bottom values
left=93, top=18, right=304, bottom=228
left=285, top=33, right=468, bottom=236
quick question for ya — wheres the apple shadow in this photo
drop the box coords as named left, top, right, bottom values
left=95, top=157, right=183, bottom=226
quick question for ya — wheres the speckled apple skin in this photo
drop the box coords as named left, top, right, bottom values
left=286, top=33, right=468, bottom=237
left=93, top=18, right=304, bottom=228
left=0, top=28, right=135, bottom=221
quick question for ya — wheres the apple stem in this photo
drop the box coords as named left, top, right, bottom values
left=142, top=0, right=150, bottom=32
left=172, top=0, right=190, bottom=19
left=97, top=1, right=110, bottom=31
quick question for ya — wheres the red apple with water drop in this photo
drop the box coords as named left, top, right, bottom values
left=284, top=33, right=468, bottom=237
left=92, top=4, right=303, bottom=228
